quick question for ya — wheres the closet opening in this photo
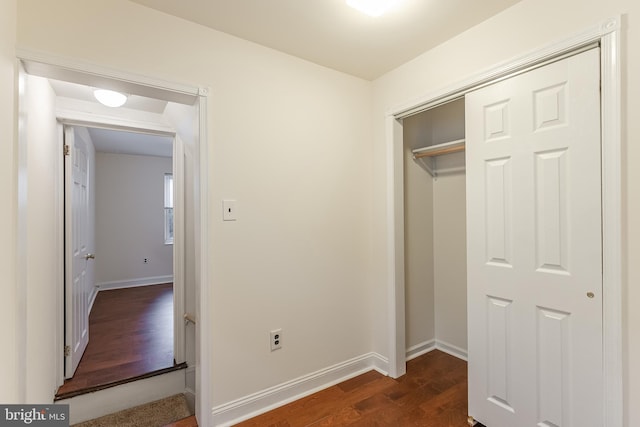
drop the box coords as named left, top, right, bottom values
left=386, top=20, right=623, bottom=424
left=402, top=97, right=468, bottom=363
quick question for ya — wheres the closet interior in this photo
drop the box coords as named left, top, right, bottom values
left=402, top=97, right=468, bottom=359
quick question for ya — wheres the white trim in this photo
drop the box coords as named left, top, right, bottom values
left=173, top=137, right=186, bottom=364
left=435, top=340, right=468, bottom=362
left=210, top=341, right=467, bottom=427
left=16, top=54, right=208, bottom=414
left=88, top=286, right=98, bottom=315
left=55, top=122, right=66, bottom=390
left=56, top=109, right=176, bottom=136
left=385, top=16, right=622, bottom=427
left=211, top=352, right=388, bottom=427
left=386, top=115, right=406, bottom=378
left=600, top=24, right=623, bottom=427
left=16, top=64, right=28, bottom=402
left=184, top=366, right=197, bottom=413
left=388, top=19, right=618, bottom=119
left=406, top=339, right=436, bottom=361
left=371, top=352, right=390, bottom=375
left=95, top=275, right=174, bottom=291
left=196, top=93, right=212, bottom=427
left=405, top=339, right=468, bottom=362
left=17, top=48, right=199, bottom=105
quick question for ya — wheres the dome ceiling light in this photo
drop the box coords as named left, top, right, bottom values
left=94, top=89, right=128, bottom=108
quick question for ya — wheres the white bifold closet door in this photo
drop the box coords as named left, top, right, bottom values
left=466, top=47, right=603, bottom=427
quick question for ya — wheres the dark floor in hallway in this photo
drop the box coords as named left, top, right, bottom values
left=56, top=283, right=179, bottom=399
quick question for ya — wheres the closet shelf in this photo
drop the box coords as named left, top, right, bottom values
left=412, top=139, right=466, bottom=178
left=412, top=139, right=465, bottom=159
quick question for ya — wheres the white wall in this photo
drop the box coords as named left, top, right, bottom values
left=0, top=0, right=18, bottom=404
left=433, top=174, right=466, bottom=352
left=17, top=0, right=373, bottom=409
left=95, top=152, right=173, bottom=286
left=403, top=145, right=435, bottom=351
left=372, top=1, right=640, bottom=425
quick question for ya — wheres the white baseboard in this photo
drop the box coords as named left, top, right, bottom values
left=211, top=352, right=389, bottom=427
left=406, top=339, right=436, bottom=361
left=209, top=341, right=467, bottom=427
left=58, top=369, right=185, bottom=424
left=95, top=275, right=174, bottom=292
left=405, top=339, right=467, bottom=362
left=88, top=287, right=98, bottom=314
left=184, top=367, right=196, bottom=414
left=435, top=340, right=468, bottom=361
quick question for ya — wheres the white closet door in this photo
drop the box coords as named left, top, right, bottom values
left=466, top=48, right=603, bottom=427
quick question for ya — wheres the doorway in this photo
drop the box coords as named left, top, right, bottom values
left=58, top=124, right=183, bottom=398
left=17, top=55, right=210, bottom=424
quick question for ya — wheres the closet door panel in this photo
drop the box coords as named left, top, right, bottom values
left=466, top=47, right=603, bottom=427
left=534, top=148, right=569, bottom=273
left=484, top=157, right=513, bottom=267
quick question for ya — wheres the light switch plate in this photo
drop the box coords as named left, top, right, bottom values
left=223, top=199, right=237, bottom=221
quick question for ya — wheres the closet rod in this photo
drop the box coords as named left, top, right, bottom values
left=414, top=145, right=465, bottom=158
left=412, top=138, right=465, bottom=159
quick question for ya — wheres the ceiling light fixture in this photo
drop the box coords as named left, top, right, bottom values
left=346, top=0, right=400, bottom=17
left=94, top=89, right=127, bottom=108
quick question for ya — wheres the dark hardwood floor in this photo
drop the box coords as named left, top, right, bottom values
left=56, top=283, right=180, bottom=399
left=233, top=349, right=469, bottom=426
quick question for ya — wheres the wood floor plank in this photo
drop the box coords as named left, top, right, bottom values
left=234, top=350, right=469, bottom=427
left=165, top=351, right=470, bottom=427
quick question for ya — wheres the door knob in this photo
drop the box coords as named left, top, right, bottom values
left=85, top=253, right=95, bottom=260
left=587, top=292, right=595, bottom=298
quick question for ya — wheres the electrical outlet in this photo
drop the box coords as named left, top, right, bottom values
left=270, top=329, right=282, bottom=351
left=144, top=258, right=149, bottom=264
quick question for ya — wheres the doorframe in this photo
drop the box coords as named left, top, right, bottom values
left=385, top=16, right=622, bottom=426
left=17, top=50, right=212, bottom=427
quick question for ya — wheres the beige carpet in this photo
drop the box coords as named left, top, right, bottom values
left=72, top=394, right=192, bottom=427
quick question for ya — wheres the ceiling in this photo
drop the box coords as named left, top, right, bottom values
left=87, top=127, right=173, bottom=158
left=130, top=0, right=522, bottom=80
left=46, top=0, right=523, bottom=153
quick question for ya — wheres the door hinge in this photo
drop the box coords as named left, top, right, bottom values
left=63, top=145, right=70, bottom=156
left=64, top=345, right=70, bottom=357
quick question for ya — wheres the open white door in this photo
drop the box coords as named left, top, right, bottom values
left=64, top=126, right=94, bottom=378
left=466, top=48, right=603, bottom=426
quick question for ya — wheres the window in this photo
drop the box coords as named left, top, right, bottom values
left=164, top=173, right=174, bottom=244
